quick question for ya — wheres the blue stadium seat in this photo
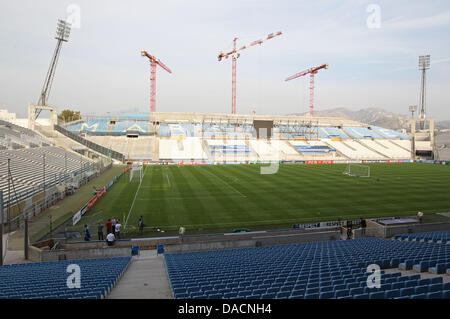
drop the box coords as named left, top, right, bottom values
left=391, top=282, right=405, bottom=290
left=428, top=283, right=443, bottom=293
left=414, top=286, right=428, bottom=295
left=429, top=277, right=443, bottom=284
left=384, top=289, right=400, bottom=299
left=164, top=237, right=450, bottom=301
left=426, top=291, right=442, bottom=299
left=369, top=291, right=385, bottom=299
left=334, top=289, right=350, bottom=298
left=400, top=287, right=415, bottom=297
left=413, top=261, right=430, bottom=273
left=0, top=257, right=130, bottom=299
left=399, top=260, right=414, bottom=270
left=319, top=291, right=334, bottom=299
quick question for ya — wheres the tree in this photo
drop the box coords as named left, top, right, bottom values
left=58, top=109, right=81, bottom=123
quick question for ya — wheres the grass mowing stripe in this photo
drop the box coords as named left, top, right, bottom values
left=75, top=163, right=450, bottom=234
left=195, top=165, right=247, bottom=198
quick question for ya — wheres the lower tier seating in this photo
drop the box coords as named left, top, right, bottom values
left=0, top=257, right=131, bottom=299
left=165, top=238, right=450, bottom=299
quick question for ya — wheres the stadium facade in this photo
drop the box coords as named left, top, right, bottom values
left=60, top=111, right=424, bottom=163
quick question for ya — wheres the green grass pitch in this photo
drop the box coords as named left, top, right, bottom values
left=79, top=163, right=450, bottom=236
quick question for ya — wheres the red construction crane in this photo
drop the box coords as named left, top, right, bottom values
left=285, top=64, right=328, bottom=117
left=141, top=50, right=172, bottom=113
left=218, top=31, right=282, bottom=114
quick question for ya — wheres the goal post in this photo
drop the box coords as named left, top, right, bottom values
left=129, top=163, right=143, bottom=183
left=343, top=163, right=370, bottom=178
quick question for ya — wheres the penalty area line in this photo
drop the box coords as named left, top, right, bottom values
left=124, top=165, right=148, bottom=230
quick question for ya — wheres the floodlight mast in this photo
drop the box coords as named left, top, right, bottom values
left=409, top=105, right=417, bottom=118
left=36, top=20, right=71, bottom=119
left=418, top=55, right=430, bottom=129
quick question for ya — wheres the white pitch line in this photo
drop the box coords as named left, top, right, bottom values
left=164, top=167, right=171, bottom=188
left=136, top=194, right=246, bottom=201
left=124, top=165, right=148, bottom=230
left=196, top=166, right=247, bottom=198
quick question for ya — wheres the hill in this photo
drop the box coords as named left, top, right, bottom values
left=288, top=107, right=410, bottom=130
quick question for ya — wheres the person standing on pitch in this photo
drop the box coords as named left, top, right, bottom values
left=84, top=224, right=91, bottom=241
left=97, top=222, right=104, bottom=240
left=115, top=220, right=122, bottom=239
left=111, top=217, right=116, bottom=236
left=138, top=216, right=144, bottom=235
left=106, top=219, right=112, bottom=234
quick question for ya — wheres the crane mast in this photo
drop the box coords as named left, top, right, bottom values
left=141, top=51, right=172, bottom=113
left=285, top=64, right=328, bottom=117
left=218, top=31, right=282, bottom=114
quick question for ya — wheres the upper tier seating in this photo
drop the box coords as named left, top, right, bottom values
left=113, top=122, right=149, bottom=134
left=0, top=257, right=131, bottom=299
left=343, top=127, right=383, bottom=139
left=0, top=120, right=51, bottom=149
left=166, top=237, right=450, bottom=299
left=318, top=127, right=348, bottom=139
left=159, top=124, right=196, bottom=137
left=371, top=126, right=410, bottom=140
left=68, top=120, right=151, bottom=135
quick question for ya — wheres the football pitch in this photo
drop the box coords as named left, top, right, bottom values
left=79, top=163, right=450, bottom=236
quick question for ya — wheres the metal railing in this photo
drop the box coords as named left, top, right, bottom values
left=54, top=124, right=125, bottom=162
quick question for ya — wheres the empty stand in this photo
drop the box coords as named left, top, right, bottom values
left=290, top=140, right=336, bottom=155
left=0, top=120, right=51, bottom=149
left=0, top=146, right=93, bottom=206
left=165, top=237, right=449, bottom=299
left=0, top=257, right=131, bottom=299
left=159, top=138, right=207, bottom=160
left=359, top=140, right=411, bottom=159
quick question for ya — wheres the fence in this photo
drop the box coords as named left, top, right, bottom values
left=5, top=162, right=112, bottom=235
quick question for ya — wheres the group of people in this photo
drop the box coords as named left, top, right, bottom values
left=104, top=217, right=122, bottom=245
left=83, top=215, right=145, bottom=245
left=83, top=216, right=122, bottom=246
left=345, top=218, right=367, bottom=240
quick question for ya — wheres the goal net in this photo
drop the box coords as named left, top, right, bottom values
left=129, top=164, right=143, bottom=183
left=343, top=163, right=370, bottom=178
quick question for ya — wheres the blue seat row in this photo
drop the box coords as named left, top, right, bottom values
left=165, top=238, right=449, bottom=299
left=0, top=257, right=131, bottom=299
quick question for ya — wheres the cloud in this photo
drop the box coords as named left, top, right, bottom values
left=384, top=10, right=450, bottom=30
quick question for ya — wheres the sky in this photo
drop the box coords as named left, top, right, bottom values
left=0, top=0, right=449, bottom=120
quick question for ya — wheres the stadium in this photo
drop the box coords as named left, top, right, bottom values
left=1, top=2, right=450, bottom=305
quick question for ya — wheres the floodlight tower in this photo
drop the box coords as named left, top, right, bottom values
left=409, top=105, right=417, bottom=118
left=418, top=55, right=430, bottom=129
left=36, top=20, right=71, bottom=119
